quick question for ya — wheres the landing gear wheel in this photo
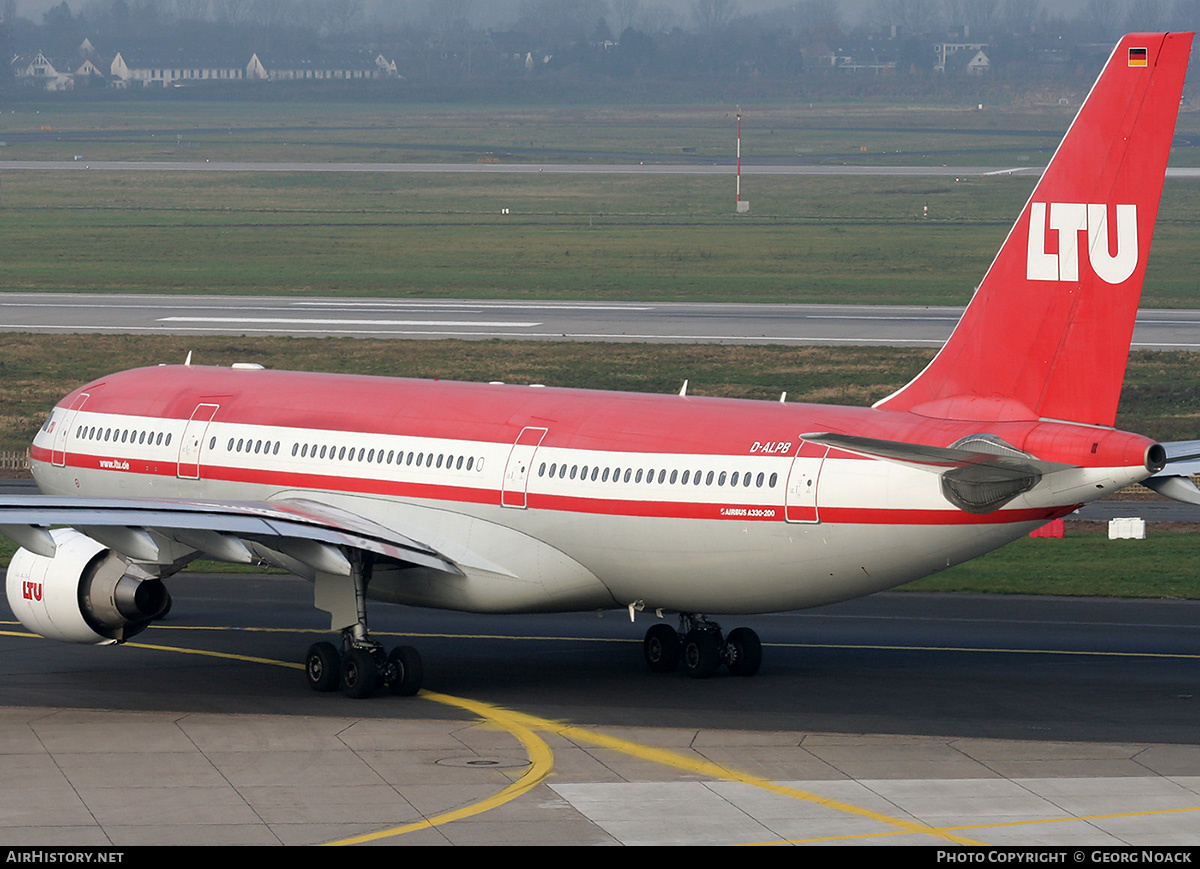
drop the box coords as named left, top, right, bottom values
left=305, top=642, right=341, bottom=692
left=724, top=627, right=762, bottom=677
left=644, top=624, right=682, bottom=673
left=682, top=628, right=722, bottom=679
left=387, top=645, right=424, bottom=696
left=340, top=647, right=379, bottom=699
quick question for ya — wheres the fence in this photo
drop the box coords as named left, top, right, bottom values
left=0, top=450, right=30, bottom=470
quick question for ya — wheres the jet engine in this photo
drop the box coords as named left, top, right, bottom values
left=6, top=528, right=170, bottom=645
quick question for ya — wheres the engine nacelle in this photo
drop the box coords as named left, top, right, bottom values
left=6, top=528, right=171, bottom=645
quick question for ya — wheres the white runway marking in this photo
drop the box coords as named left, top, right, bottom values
left=291, top=301, right=655, bottom=311
left=157, top=316, right=543, bottom=328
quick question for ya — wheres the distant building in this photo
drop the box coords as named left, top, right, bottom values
left=259, top=51, right=398, bottom=81
left=11, top=42, right=398, bottom=90
left=934, top=43, right=990, bottom=74
left=109, top=51, right=260, bottom=86
left=11, top=51, right=75, bottom=90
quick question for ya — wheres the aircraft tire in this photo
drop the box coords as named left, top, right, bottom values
left=387, top=645, right=424, bottom=696
left=644, top=624, right=681, bottom=673
left=682, top=628, right=721, bottom=679
left=725, top=627, right=762, bottom=677
left=305, top=642, right=341, bottom=692
left=340, top=648, right=378, bottom=699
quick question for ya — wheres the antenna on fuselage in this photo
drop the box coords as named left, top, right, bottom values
left=678, top=380, right=688, bottom=397
left=184, top=351, right=192, bottom=366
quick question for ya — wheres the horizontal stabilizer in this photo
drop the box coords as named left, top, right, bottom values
left=802, top=432, right=1076, bottom=514
left=1143, top=474, right=1200, bottom=506
left=801, top=433, right=1073, bottom=475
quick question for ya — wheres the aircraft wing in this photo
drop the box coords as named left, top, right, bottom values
left=0, top=495, right=461, bottom=577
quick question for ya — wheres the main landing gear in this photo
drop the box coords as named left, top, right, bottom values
left=643, top=615, right=762, bottom=678
left=305, top=638, right=423, bottom=699
left=303, top=553, right=424, bottom=699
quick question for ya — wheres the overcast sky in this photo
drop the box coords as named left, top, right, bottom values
left=10, top=0, right=1101, bottom=29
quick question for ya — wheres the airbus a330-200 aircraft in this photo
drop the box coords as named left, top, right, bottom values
left=4, top=32, right=1197, bottom=698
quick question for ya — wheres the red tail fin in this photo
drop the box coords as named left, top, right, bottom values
left=876, top=33, right=1193, bottom=426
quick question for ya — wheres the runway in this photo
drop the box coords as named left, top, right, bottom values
left=3, top=292, right=1200, bottom=349
left=4, top=159, right=1199, bottom=178
left=2, top=575, right=1198, bottom=845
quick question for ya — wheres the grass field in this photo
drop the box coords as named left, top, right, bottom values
left=1, top=100, right=1197, bottom=305
left=906, top=527, right=1200, bottom=599
left=3, top=100, right=1197, bottom=166
left=0, top=169, right=1196, bottom=305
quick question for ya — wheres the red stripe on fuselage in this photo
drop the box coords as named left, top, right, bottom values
left=34, top=446, right=1074, bottom=527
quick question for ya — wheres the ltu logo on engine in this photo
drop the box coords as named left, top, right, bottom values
left=1026, top=202, right=1138, bottom=284
left=22, top=581, right=43, bottom=602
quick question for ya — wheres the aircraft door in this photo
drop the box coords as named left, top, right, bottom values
left=784, top=440, right=828, bottom=523
left=501, top=426, right=547, bottom=508
left=51, top=392, right=90, bottom=467
left=177, top=403, right=220, bottom=480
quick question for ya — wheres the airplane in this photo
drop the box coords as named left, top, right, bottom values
left=3, top=32, right=1196, bottom=699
